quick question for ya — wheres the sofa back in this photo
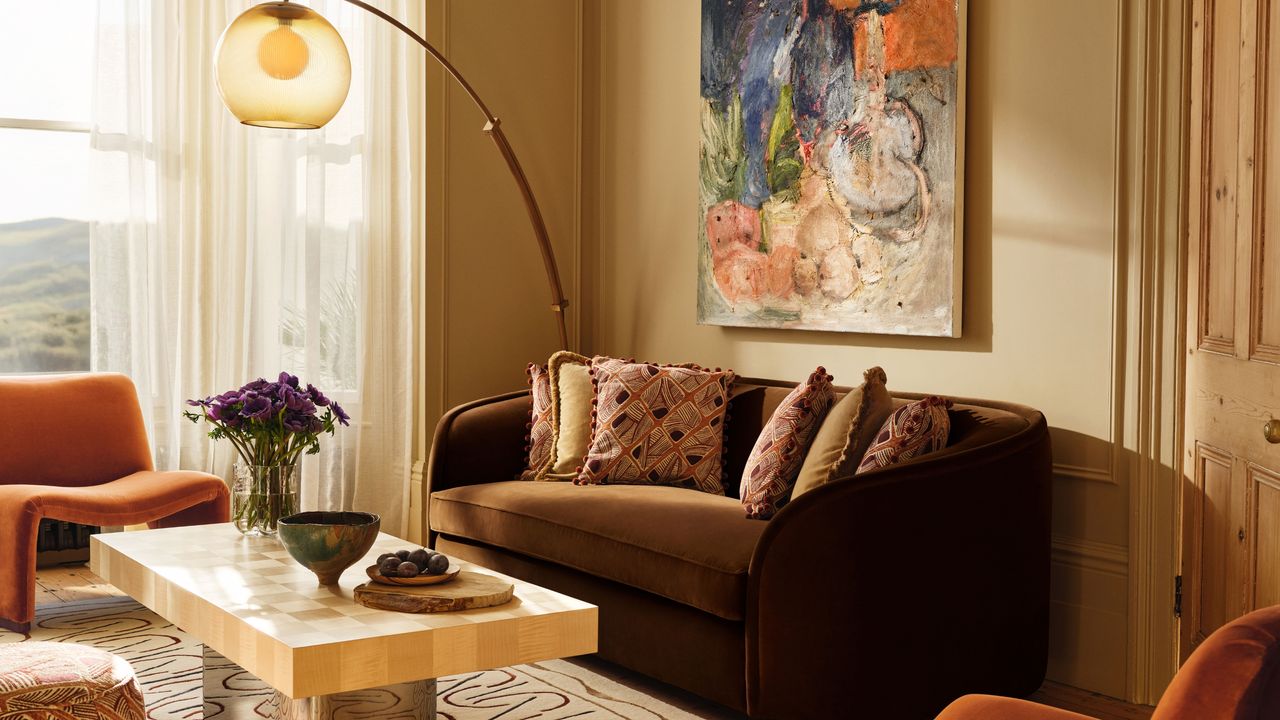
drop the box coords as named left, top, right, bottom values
left=722, top=378, right=1038, bottom=498
left=0, top=373, right=154, bottom=487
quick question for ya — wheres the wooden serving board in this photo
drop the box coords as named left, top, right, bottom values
left=354, top=571, right=515, bottom=613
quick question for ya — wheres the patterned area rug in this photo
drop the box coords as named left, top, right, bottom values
left=0, top=598, right=718, bottom=719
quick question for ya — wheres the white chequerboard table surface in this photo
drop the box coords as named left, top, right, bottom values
left=90, top=523, right=597, bottom=697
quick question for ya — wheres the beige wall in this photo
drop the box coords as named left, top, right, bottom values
left=427, top=0, right=1139, bottom=699
left=591, top=0, right=1130, bottom=694
left=418, top=0, right=586, bottom=541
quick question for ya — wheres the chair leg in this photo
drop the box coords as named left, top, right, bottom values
left=0, top=617, right=30, bottom=635
left=0, top=501, right=40, bottom=634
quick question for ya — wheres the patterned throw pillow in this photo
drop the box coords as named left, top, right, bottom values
left=519, top=363, right=553, bottom=481
left=576, top=357, right=735, bottom=494
left=740, top=367, right=836, bottom=519
left=791, top=366, right=894, bottom=499
left=856, top=396, right=953, bottom=473
left=541, top=351, right=594, bottom=480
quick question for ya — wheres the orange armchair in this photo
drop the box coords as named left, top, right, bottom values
left=0, top=373, right=229, bottom=633
left=937, top=604, right=1280, bottom=720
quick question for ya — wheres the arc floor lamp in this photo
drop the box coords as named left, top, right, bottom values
left=214, top=0, right=572, bottom=350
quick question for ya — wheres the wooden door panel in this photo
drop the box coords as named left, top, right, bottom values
left=1184, top=0, right=1280, bottom=664
left=1254, top=0, right=1280, bottom=362
left=1198, top=0, right=1242, bottom=355
left=1249, top=463, right=1280, bottom=609
left=1252, top=225, right=1280, bottom=360
left=1192, top=443, right=1236, bottom=641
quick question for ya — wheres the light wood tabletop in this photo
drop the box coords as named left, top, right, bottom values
left=90, top=524, right=597, bottom=699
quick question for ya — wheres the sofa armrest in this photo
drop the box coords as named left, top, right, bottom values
left=427, top=390, right=530, bottom=498
left=745, top=412, right=1052, bottom=720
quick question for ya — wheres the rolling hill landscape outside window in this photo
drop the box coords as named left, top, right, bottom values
left=0, top=4, right=94, bottom=373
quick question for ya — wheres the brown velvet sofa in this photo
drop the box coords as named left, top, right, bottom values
left=0, top=373, right=230, bottom=633
left=428, top=377, right=1052, bottom=719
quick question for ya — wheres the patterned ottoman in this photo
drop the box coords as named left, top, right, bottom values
left=0, top=642, right=145, bottom=720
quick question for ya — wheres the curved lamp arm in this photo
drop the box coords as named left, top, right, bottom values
left=342, top=0, right=571, bottom=351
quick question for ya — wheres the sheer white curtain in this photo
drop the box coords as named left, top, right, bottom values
left=89, top=0, right=421, bottom=535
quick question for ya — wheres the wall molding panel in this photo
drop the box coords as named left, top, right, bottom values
left=1053, top=535, right=1130, bottom=578
left=1054, top=463, right=1117, bottom=485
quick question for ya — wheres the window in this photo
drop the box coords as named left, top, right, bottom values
left=0, top=4, right=95, bottom=373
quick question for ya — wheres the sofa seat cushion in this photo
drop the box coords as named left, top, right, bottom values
left=430, top=481, right=764, bottom=620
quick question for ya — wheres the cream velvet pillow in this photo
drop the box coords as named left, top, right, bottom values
left=541, top=351, right=594, bottom=480
left=791, top=366, right=893, bottom=499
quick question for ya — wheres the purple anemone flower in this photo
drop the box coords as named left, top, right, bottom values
left=215, top=390, right=243, bottom=404
left=284, top=391, right=315, bottom=414
left=212, top=403, right=240, bottom=423
left=331, top=402, right=351, bottom=426
left=241, top=394, right=274, bottom=420
left=188, top=373, right=346, bottom=466
left=306, top=384, right=331, bottom=406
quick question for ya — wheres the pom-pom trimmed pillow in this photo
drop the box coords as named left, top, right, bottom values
left=740, top=367, right=836, bottom=519
left=519, top=363, right=554, bottom=480
left=538, top=350, right=594, bottom=480
left=576, top=357, right=735, bottom=494
left=791, top=366, right=894, bottom=500
left=856, top=396, right=953, bottom=473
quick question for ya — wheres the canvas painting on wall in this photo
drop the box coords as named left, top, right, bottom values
left=698, top=0, right=965, bottom=336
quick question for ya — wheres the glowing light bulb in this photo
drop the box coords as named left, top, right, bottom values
left=258, top=24, right=309, bottom=80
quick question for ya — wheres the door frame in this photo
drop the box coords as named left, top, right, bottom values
left=1117, top=0, right=1189, bottom=705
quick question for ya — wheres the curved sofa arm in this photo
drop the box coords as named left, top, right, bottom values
left=745, top=411, right=1052, bottom=720
left=427, top=390, right=530, bottom=498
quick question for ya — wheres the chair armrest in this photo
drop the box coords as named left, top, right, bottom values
left=426, top=390, right=531, bottom=497
left=745, top=413, right=1053, bottom=720
left=936, top=695, right=1097, bottom=720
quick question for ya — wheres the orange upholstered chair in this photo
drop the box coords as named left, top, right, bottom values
left=0, top=373, right=229, bottom=633
left=937, top=605, right=1280, bottom=720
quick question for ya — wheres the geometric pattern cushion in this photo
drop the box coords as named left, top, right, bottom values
left=0, top=642, right=145, bottom=720
left=576, top=357, right=735, bottom=494
left=520, top=363, right=554, bottom=481
left=856, top=396, right=953, bottom=474
left=740, top=367, right=836, bottom=519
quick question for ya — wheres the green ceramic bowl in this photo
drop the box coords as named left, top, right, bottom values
left=277, top=511, right=380, bottom=585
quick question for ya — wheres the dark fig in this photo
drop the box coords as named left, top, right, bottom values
left=397, top=561, right=419, bottom=578
left=426, top=553, right=449, bottom=575
left=378, top=557, right=401, bottom=575
left=407, top=548, right=430, bottom=568
left=395, top=549, right=410, bottom=560
left=376, top=553, right=396, bottom=565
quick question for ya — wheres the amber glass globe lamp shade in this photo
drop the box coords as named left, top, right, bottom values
left=215, top=2, right=352, bottom=129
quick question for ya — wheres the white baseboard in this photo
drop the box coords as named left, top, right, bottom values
left=1047, top=534, right=1129, bottom=697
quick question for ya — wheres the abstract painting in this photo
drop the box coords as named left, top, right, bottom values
left=698, top=0, right=965, bottom=336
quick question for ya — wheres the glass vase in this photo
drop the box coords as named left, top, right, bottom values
left=232, top=463, right=299, bottom=537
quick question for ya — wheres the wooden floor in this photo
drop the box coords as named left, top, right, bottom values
left=33, top=565, right=1154, bottom=719
left=1029, top=683, right=1155, bottom=720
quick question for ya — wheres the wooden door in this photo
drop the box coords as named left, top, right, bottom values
left=1183, top=0, right=1280, bottom=659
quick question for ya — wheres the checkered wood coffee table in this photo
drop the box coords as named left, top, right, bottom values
left=90, top=523, right=597, bottom=719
